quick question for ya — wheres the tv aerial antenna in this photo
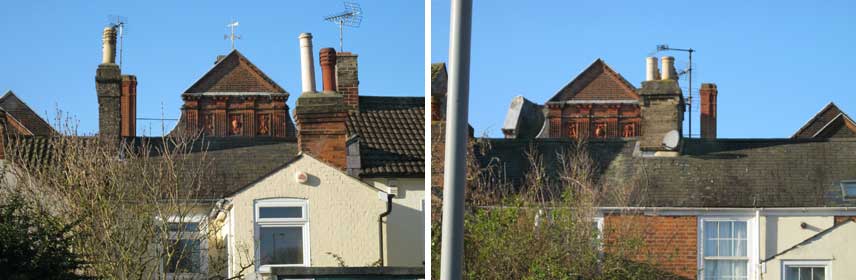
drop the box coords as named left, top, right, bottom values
left=657, top=44, right=695, bottom=138
left=108, top=15, right=128, bottom=67
left=225, top=19, right=241, bottom=50
left=324, top=1, right=363, bottom=52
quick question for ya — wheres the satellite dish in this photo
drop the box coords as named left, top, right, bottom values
left=662, top=130, right=680, bottom=150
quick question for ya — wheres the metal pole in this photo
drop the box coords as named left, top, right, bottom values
left=339, top=20, right=344, bottom=52
left=688, top=49, right=693, bottom=138
left=440, top=0, right=472, bottom=279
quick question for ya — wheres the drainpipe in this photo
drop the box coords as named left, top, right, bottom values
left=378, top=194, right=394, bottom=266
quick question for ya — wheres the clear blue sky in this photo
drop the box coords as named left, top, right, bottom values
left=432, top=0, right=856, bottom=138
left=0, top=0, right=423, bottom=136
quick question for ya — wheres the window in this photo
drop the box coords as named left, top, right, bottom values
left=783, top=261, right=829, bottom=280
left=255, top=199, right=310, bottom=270
left=700, top=219, right=753, bottom=280
left=841, top=180, right=856, bottom=199
left=162, top=216, right=207, bottom=277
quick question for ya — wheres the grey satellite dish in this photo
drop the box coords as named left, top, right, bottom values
left=662, top=130, right=680, bottom=150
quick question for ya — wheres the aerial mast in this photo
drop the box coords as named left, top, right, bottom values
left=324, top=2, right=363, bottom=52
left=657, top=44, right=695, bottom=138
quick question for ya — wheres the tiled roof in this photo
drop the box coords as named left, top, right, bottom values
left=792, top=102, right=856, bottom=139
left=5, top=135, right=298, bottom=199
left=183, top=50, right=288, bottom=95
left=347, top=96, right=424, bottom=178
left=0, top=91, right=56, bottom=136
left=480, top=138, right=856, bottom=207
left=547, top=59, right=639, bottom=103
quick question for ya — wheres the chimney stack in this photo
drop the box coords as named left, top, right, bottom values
left=319, top=48, right=337, bottom=92
left=700, top=83, right=718, bottom=139
left=299, top=33, right=317, bottom=94
left=661, top=56, right=677, bottom=80
left=96, top=26, right=122, bottom=142
left=121, top=75, right=137, bottom=137
left=336, top=52, right=360, bottom=109
left=645, top=57, right=660, bottom=81
left=638, top=77, right=685, bottom=156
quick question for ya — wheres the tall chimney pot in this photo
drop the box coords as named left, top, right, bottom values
left=102, top=26, right=117, bottom=64
left=645, top=57, right=660, bottom=81
left=299, top=33, right=317, bottom=94
left=661, top=56, right=676, bottom=80
left=700, top=83, right=718, bottom=139
left=319, top=48, right=337, bottom=92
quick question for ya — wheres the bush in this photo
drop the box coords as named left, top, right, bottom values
left=0, top=194, right=88, bottom=280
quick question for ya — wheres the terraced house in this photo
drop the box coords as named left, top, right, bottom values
left=433, top=56, right=856, bottom=280
left=5, top=26, right=424, bottom=280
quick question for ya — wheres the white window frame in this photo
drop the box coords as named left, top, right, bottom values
left=782, top=260, right=831, bottom=280
left=254, top=198, right=311, bottom=272
left=162, top=214, right=209, bottom=280
left=840, top=180, right=856, bottom=199
left=698, top=216, right=757, bottom=280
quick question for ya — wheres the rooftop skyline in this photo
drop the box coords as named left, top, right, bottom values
left=431, top=0, right=856, bottom=138
left=0, top=0, right=424, bottom=135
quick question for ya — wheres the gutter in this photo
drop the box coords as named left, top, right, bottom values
left=378, top=194, right=394, bottom=266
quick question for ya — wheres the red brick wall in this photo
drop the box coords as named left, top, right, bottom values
left=546, top=104, right=641, bottom=139
left=700, top=83, right=718, bottom=139
left=605, top=215, right=698, bottom=279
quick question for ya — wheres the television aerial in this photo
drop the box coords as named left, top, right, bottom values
left=107, top=15, right=127, bottom=67
left=657, top=44, right=696, bottom=138
left=324, top=1, right=363, bottom=52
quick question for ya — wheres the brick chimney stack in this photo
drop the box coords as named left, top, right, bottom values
left=294, top=33, right=348, bottom=169
left=638, top=78, right=684, bottom=156
left=96, top=26, right=122, bottom=142
left=700, top=83, right=718, bottom=139
left=121, top=75, right=137, bottom=137
left=336, top=52, right=359, bottom=110
left=319, top=48, right=337, bottom=93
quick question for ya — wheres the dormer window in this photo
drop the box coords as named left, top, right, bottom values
left=841, top=180, right=856, bottom=199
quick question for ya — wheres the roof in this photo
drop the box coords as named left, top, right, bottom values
left=347, top=96, right=424, bottom=178
left=480, top=138, right=856, bottom=207
left=5, top=135, right=299, bottom=199
left=0, top=91, right=56, bottom=136
left=547, top=59, right=639, bottom=103
left=792, top=102, right=856, bottom=139
left=501, top=96, right=544, bottom=139
left=183, top=50, right=288, bottom=96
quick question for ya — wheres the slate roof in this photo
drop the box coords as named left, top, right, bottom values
left=5, top=135, right=298, bottom=199
left=547, top=59, right=640, bottom=103
left=183, top=50, right=288, bottom=96
left=792, top=102, right=856, bottom=139
left=347, top=96, right=424, bottom=178
left=0, top=91, right=56, bottom=136
left=480, top=138, right=856, bottom=207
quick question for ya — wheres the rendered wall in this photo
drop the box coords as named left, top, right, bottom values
left=763, top=221, right=856, bottom=280
left=364, top=178, right=426, bottom=267
left=228, top=155, right=386, bottom=278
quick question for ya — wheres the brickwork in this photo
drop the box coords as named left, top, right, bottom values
left=638, top=80, right=684, bottom=151
left=294, top=93, right=348, bottom=170
left=181, top=95, right=293, bottom=138
left=700, top=83, right=717, bottom=139
left=834, top=216, right=856, bottom=225
left=605, top=215, right=698, bottom=279
left=121, top=75, right=137, bottom=137
left=431, top=122, right=446, bottom=190
left=96, top=64, right=122, bottom=141
left=336, top=52, right=359, bottom=110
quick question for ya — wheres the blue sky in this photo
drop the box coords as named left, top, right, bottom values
left=432, top=0, right=856, bottom=138
left=0, top=0, right=423, bottom=136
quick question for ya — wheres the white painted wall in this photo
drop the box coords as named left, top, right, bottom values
left=763, top=220, right=856, bottom=280
left=228, top=155, right=387, bottom=278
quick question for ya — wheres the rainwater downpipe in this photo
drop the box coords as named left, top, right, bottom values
left=378, top=194, right=394, bottom=266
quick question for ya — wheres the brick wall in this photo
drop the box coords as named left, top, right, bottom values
left=605, top=215, right=698, bottom=279
left=121, top=75, right=137, bottom=137
left=96, top=64, right=122, bottom=141
left=294, top=93, right=348, bottom=170
left=336, top=52, right=359, bottom=110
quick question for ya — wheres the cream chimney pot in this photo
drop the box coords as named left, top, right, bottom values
left=661, top=56, right=676, bottom=80
left=645, top=57, right=660, bottom=81
left=102, top=26, right=117, bottom=64
left=299, top=33, right=317, bottom=94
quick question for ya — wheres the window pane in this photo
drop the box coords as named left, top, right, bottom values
left=800, top=267, right=812, bottom=280
left=167, top=222, right=199, bottom=232
left=259, top=207, right=302, bottom=219
left=719, top=221, right=733, bottom=239
left=786, top=267, right=799, bottom=280
left=812, top=267, right=825, bottom=280
left=165, top=239, right=201, bottom=273
left=704, top=222, right=718, bottom=257
left=843, top=182, right=856, bottom=197
left=260, top=227, right=303, bottom=265
left=734, top=221, right=747, bottom=256
left=705, top=260, right=747, bottom=280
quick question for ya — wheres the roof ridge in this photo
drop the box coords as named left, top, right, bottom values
left=182, top=50, right=287, bottom=95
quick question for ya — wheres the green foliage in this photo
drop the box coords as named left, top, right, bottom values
left=0, top=194, right=89, bottom=280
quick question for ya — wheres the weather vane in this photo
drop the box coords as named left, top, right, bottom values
left=225, top=19, right=241, bottom=50
left=324, top=2, right=363, bottom=51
